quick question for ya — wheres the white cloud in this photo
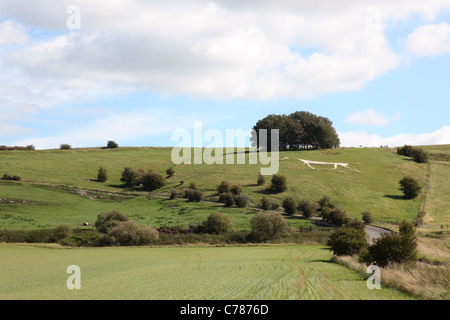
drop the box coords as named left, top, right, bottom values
left=345, top=108, right=401, bottom=126
left=0, top=20, right=28, bottom=46
left=339, top=126, right=450, bottom=147
left=405, top=22, right=450, bottom=56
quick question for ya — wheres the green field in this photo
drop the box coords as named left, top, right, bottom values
left=0, top=243, right=413, bottom=300
left=1, top=145, right=444, bottom=230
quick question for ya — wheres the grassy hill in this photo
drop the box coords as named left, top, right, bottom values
left=1, top=145, right=448, bottom=231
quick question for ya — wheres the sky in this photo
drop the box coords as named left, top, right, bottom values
left=0, top=0, right=449, bottom=149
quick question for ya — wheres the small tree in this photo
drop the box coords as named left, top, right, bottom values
left=219, top=192, right=234, bottom=207
left=188, top=182, right=199, bottom=191
left=166, top=167, right=175, bottom=178
left=270, top=174, right=287, bottom=193
left=95, top=210, right=129, bottom=233
left=97, top=167, right=109, bottom=182
left=107, top=220, right=158, bottom=246
left=53, top=223, right=74, bottom=240
left=203, top=212, right=233, bottom=234
left=106, top=140, right=119, bottom=148
left=169, top=189, right=178, bottom=200
left=257, top=173, right=266, bottom=186
left=121, top=167, right=138, bottom=188
left=250, top=212, right=288, bottom=242
left=399, top=176, right=422, bottom=199
left=185, top=189, right=203, bottom=202
left=282, top=196, right=297, bottom=215
left=140, top=170, right=165, bottom=191
left=260, top=197, right=275, bottom=211
left=298, top=200, right=318, bottom=218
left=361, top=211, right=374, bottom=224
left=217, top=180, right=232, bottom=194
left=412, top=148, right=428, bottom=163
left=327, top=224, right=368, bottom=256
left=234, top=193, right=250, bottom=208
left=60, top=144, right=71, bottom=150
left=318, top=196, right=335, bottom=210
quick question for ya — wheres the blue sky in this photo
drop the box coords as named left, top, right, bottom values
left=0, top=0, right=449, bottom=149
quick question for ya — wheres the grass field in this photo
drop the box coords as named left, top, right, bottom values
left=0, top=243, right=413, bottom=300
left=1, top=145, right=441, bottom=230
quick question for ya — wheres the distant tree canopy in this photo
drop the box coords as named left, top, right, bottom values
left=251, top=111, right=340, bottom=151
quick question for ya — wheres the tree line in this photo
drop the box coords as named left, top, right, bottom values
left=251, top=111, right=340, bottom=151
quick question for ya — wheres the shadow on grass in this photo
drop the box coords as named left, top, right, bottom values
left=384, top=194, right=406, bottom=200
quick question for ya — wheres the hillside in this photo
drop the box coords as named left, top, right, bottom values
left=1, top=145, right=447, bottom=231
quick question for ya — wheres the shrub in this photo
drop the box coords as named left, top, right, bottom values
left=169, top=189, right=178, bottom=200
left=234, top=193, right=250, bottom=208
left=282, top=196, right=297, bottom=215
left=327, top=224, right=368, bottom=256
left=399, top=176, right=422, bottom=199
left=360, top=221, right=418, bottom=267
left=60, top=144, right=71, bottom=150
left=217, top=180, right=232, bottom=194
left=140, top=170, right=165, bottom=191
left=270, top=174, right=287, bottom=193
left=2, top=173, right=21, bottom=181
left=397, top=145, right=415, bottom=157
left=188, top=182, right=199, bottom=191
left=97, top=167, right=108, bottom=182
left=53, top=223, right=74, bottom=241
left=219, top=192, right=234, bottom=207
left=250, top=212, right=288, bottom=242
left=260, top=197, right=275, bottom=211
left=120, top=167, right=138, bottom=188
left=257, top=173, right=266, bottom=186
left=203, top=212, right=233, bottom=234
left=298, top=200, right=318, bottom=218
left=106, top=140, right=119, bottom=148
left=185, top=189, right=203, bottom=202
left=328, top=208, right=349, bottom=226
left=165, top=167, right=175, bottom=178
left=230, top=184, right=242, bottom=195
left=107, top=220, right=159, bottom=246
left=95, top=210, right=129, bottom=233
left=318, top=196, right=335, bottom=210
left=412, top=148, right=428, bottom=163
left=361, top=211, right=374, bottom=224
left=26, top=145, right=35, bottom=150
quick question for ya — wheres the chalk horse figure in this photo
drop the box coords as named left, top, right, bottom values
left=298, top=159, right=360, bottom=172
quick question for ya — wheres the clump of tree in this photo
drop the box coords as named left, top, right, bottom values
left=106, top=140, right=119, bottom=149
left=60, top=144, right=72, bottom=150
left=251, top=111, right=340, bottom=151
left=0, top=145, right=35, bottom=151
left=257, top=173, right=266, bottom=186
left=269, top=174, right=287, bottom=193
left=2, top=173, right=21, bottom=181
left=166, top=167, right=175, bottom=178
left=202, top=212, right=233, bottom=234
left=327, top=220, right=368, bottom=256
left=260, top=197, right=279, bottom=211
left=298, top=200, right=318, bottom=218
left=53, top=223, right=75, bottom=241
left=185, top=182, right=203, bottom=202
left=360, top=220, right=417, bottom=267
left=397, top=145, right=428, bottom=163
left=321, top=206, right=350, bottom=227
left=282, top=196, right=297, bottom=215
left=250, top=211, right=289, bottom=242
left=361, top=211, right=374, bottom=224
left=95, top=210, right=130, bottom=233
left=399, top=176, right=422, bottom=199
left=97, top=167, right=109, bottom=182
left=120, top=167, right=165, bottom=191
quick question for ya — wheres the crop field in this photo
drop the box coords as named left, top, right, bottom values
left=0, top=243, right=413, bottom=300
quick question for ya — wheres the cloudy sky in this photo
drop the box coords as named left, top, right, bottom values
left=0, top=0, right=449, bottom=149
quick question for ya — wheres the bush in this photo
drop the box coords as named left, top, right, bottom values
left=318, top=196, right=335, bottom=210
left=257, top=173, right=266, bottom=186
left=361, top=211, right=374, bottom=224
left=169, top=189, right=178, bottom=200
left=298, top=200, right=318, bottom=218
left=120, top=167, right=138, bottom=188
left=166, top=167, right=175, bottom=178
left=230, top=184, right=242, bottom=195
left=260, top=197, right=276, bottom=211
left=217, top=180, right=232, bottom=194
left=282, top=196, right=297, bottom=215
left=2, top=173, right=21, bottom=181
left=327, top=224, right=368, bottom=256
left=53, top=223, right=74, bottom=241
left=412, top=148, right=428, bottom=163
left=188, top=182, right=199, bottom=191
left=60, top=144, right=71, bottom=150
left=328, top=208, right=349, bottom=226
left=97, top=167, right=108, bottom=182
left=140, top=170, right=165, bottom=191
left=219, top=192, right=234, bottom=207
left=203, top=212, right=233, bottom=234
left=234, top=193, right=250, bottom=208
left=399, top=176, right=422, bottom=199
left=397, top=145, right=415, bottom=157
left=95, top=210, right=129, bottom=233
left=250, top=212, right=288, bottom=242
left=185, top=188, right=203, bottom=202
left=107, top=220, right=159, bottom=246
left=106, top=140, right=119, bottom=148
left=360, top=221, right=418, bottom=267
left=270, top=174, right=287, bottom=193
